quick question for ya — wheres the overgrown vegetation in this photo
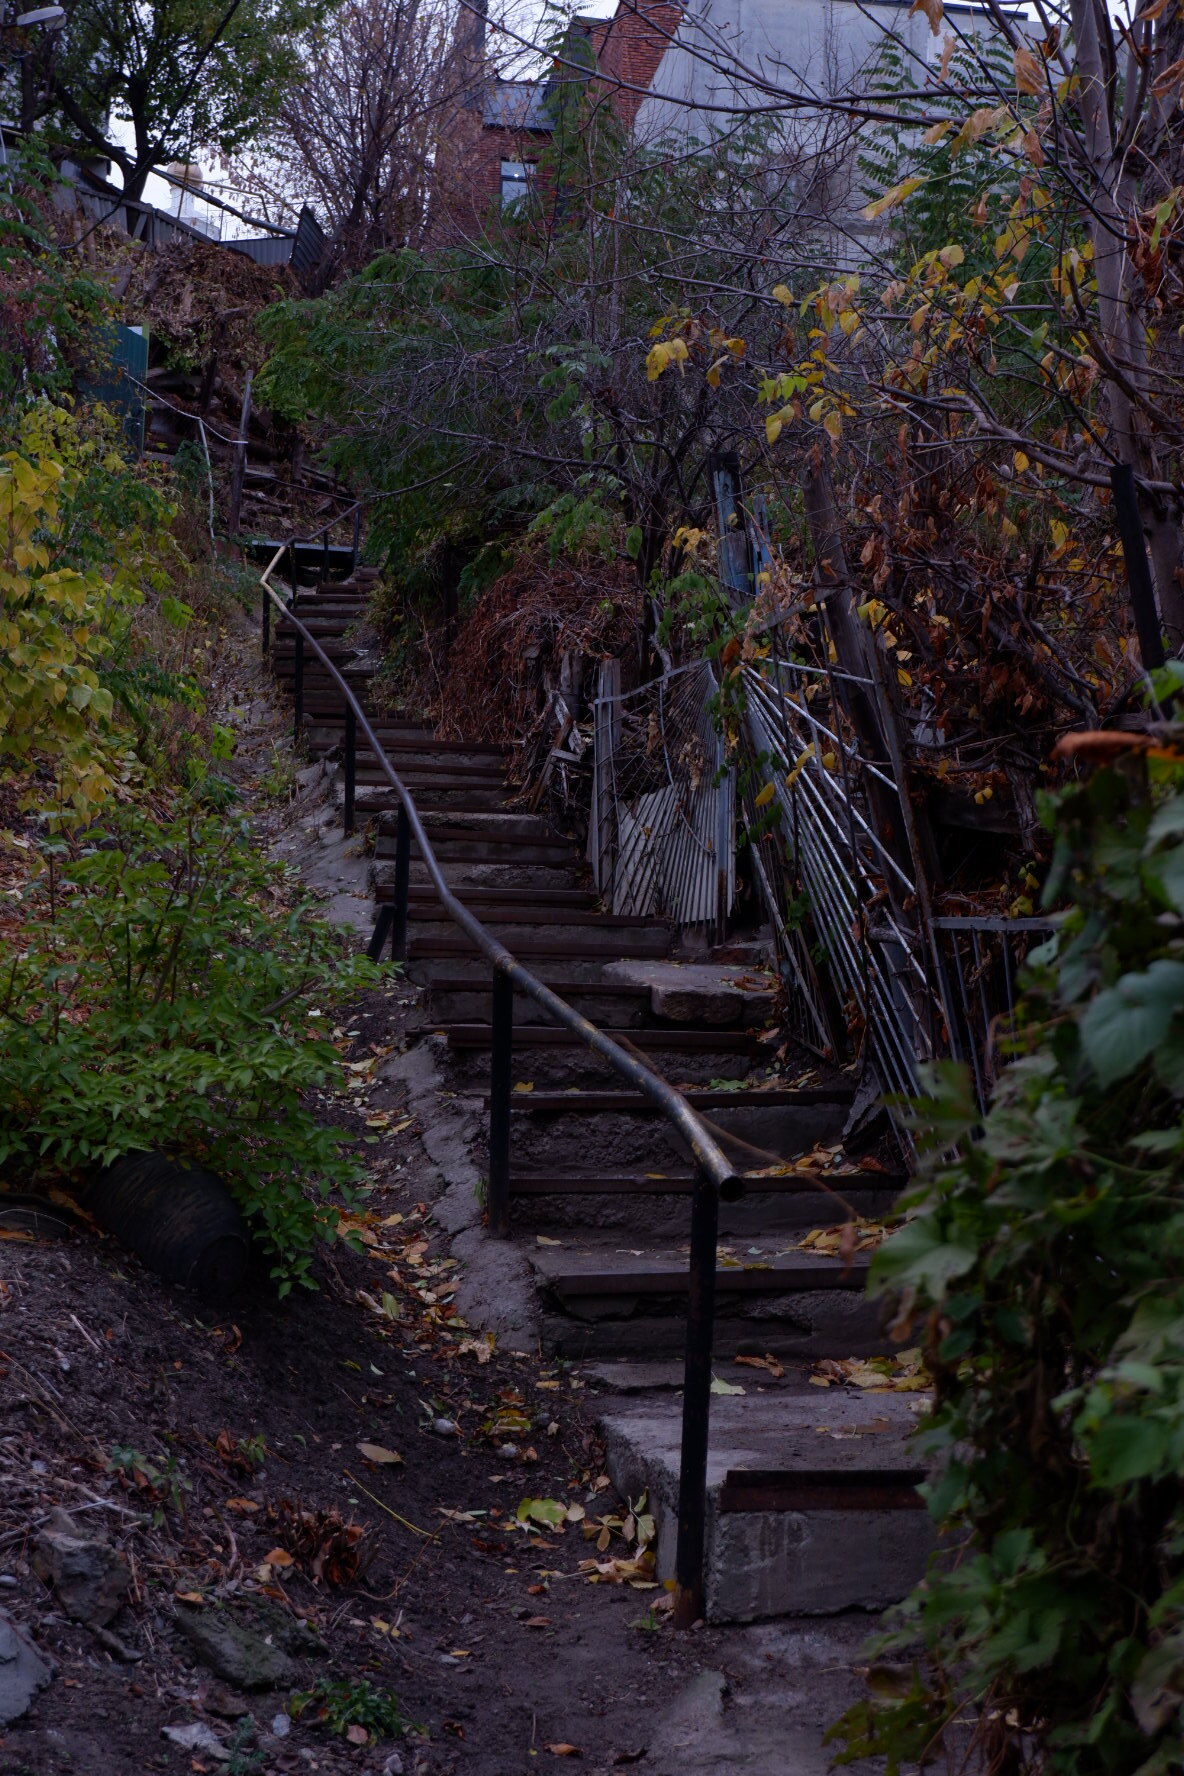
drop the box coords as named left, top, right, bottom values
left=833, top=744, right=1184, bottom=1772
left=0, top=807, right=380, bottom=1288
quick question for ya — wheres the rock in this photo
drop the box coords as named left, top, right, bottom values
left=32, top=1510, right=128, bottom=1628
left=0, top=1610, right=52, bottom=1725
left=162, top=1721, right=232, bottom=1760
left=174, top=1604, right=298, bottom=1691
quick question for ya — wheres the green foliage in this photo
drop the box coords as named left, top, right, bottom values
left=832, top=756, right=1184, bottom=1773
left=0, top=805, right=384, bottom=1290
left=45, top=0, right=332, bottom=198
left=0, top=403, right=140, bottom=816
left=290, top=1676, right=413, bottom=1741
left=0, top=143, right=108, bottom=408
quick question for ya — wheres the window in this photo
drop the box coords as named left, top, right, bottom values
left=500, top=160, right=536, bottom=209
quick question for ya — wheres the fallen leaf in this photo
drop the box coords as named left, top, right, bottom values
left=710, top=1376, right=745, bottom=1395
left=174, top=1590, right=205, bottom=1604
left=524, top=1615, right=552, bottom=1628
left=545, top=1746, right=582, bottom=1758
left=223, top=1497, right=259, bottom=1514
left=345, top=1723, right=369, bottom=1745
left=263, top=1548, right=294, bottom=1567
left=357, top=1442, right=403, bottom=1465
left=735, top=1353, right=785, bottom=1379
left=513, top=1081, right=534, bottom=1093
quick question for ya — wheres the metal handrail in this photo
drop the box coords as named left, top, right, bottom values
left=257, top=544, right=742, bottom=1627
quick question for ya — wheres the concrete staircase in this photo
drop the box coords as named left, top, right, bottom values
left=269, top=572, right=934, bottom=1625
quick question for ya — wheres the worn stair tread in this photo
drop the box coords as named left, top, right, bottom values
left=422, top=1024, right=762, bottom=1052
left=501, top=1085, right=854, bottom=1112
left=409, top=907, right=671, bottom=929
left=508, top=1167, right=903, bottom=1194
left=408, top=934, right=672, bottom=960
left=404, top=889, right=598, bottom=908
left=599, top=1390, right=927, bottom=1487
left=529, top=1236, right=871, bottom=1294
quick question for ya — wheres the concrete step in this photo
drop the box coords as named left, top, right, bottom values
left=404, top=928, right=673, bottom=974
left=376, top=831, right=575, bottom=865
left=597, top=1388, right=933, bottom=1623
left=603, top=960, right=778, bottom=1029
left=432, top=1023, right=760, bottom=1055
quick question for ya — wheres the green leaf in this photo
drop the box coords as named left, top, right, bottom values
left=1078, top=961, right=1184, bottom=1086
left=1087, top=1416, right=1171, bottom=1485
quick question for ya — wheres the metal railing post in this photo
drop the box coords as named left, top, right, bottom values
left=344, top=705, right=357, bottom=836
left=487, top=970, right=513, bottom=1237
left=672, top=1166, right=719, bottom=1628
left=391, top=804, right=411, bottom=962
left=261, top=583, right=270, bottom=656
left=293, top=630, right=304, bottom=743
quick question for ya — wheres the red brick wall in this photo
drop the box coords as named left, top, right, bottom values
left=593, top=0, right=684, bottom=129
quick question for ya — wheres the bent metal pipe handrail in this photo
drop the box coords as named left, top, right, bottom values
left=258, top=546, right=741, bottom=1627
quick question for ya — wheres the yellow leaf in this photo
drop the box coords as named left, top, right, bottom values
left=357, top=1442, right=403, bottom=1465
left=938, top=244, right=965, bottom=269
left=765, top=413, right=784, bottom=445
left=1014, top=450, right=1030, bottom=472
left=754, top=783, right=776, bottom=808
left=897, top=669, right=913, bottom=686
left=863, top=176, right=927, bottom=221
left=771, top=284, right=793, bottom=305
left=922, top=120, right=950, bottom=146
left=513, top=1081, right=534, bottom=1093
left=264, top=1548, right=295, bottom=1567
left=823, top=409, right=842, bottom=442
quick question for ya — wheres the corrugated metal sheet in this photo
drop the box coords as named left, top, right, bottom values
left=590, top=662, right=734, bottom=935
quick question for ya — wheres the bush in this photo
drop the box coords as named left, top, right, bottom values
left=832, top=752, right=1184, bottom=1774
left=0, top=805, right=383, bottom=1290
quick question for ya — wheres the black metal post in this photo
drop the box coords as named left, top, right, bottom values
left=672, top=1166, right=719, bottom=1628
left=262, top=585, right=270, bottom=656
left=352, top=507, right=361, bottom=573
left=344, top=705, right=357, bottom=836
left=1111, top=463, right=1167, bottom=671
left=367, top=906, right=394, bottom=962
left=487, top=969, right=513, bottom=1238
left=391, top=804, right=411, bottom=962
left=322, top=529, right=329, bottom=584
left=293, top=630, right=304, bottom=743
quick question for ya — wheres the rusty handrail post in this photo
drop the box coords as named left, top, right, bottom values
left=487, top=969, right=514, bottom=1237
left=344, top=705, right=357, bottom=837
left=672, top=1164, right=720, bottom=1628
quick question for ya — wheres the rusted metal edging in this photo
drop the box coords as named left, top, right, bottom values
left=257, top=558, right=739, bottom=1627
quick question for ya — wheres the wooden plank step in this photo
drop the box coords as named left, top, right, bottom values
left=504, top=1086, right=854, bottom=1112
left=403, top=889, right=598, bottom=909
left=426, top=1024, right=760, bottom=1052
left=408, top=906, right=667, bottom=928
left=509, top=1169, right=904, bottom=1195
left=532, top=1243, right=870, bottom=1296
left=407, top=932, right=671, bottom=961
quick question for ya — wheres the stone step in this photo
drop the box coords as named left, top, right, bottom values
left=603, top=960, right=778, bottom=1029
left=529, top=1236, right=884, bottom=1362
left=376, top=830, right=575, bottom=865
left=596, top=1389, right=933, bottom=1623
left=404, top=926, right=673, bottom=970
left=424, top=977, right=648, bottom=1026
left=431, top=1023, right=760, bottom=1055
left=508, top=1169, right=901, bottom=1238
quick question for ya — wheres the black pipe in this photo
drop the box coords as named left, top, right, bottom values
left=673, top=1167, right=719, bottom=1628
left=487, top=971, right=514, bottom=1238
left=1110, top=463, right=1166, bottom=670
left=261, top=584, right=270, bottom=656
left=344, top=705, right=357, bottom=836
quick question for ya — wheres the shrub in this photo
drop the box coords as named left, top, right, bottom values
left=0, top=805, right=383, bottom=1290
left=832, top=752, right=1184, bottom=1774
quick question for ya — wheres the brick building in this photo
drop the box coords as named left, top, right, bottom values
left=429, top=0, right=682, bottom=241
